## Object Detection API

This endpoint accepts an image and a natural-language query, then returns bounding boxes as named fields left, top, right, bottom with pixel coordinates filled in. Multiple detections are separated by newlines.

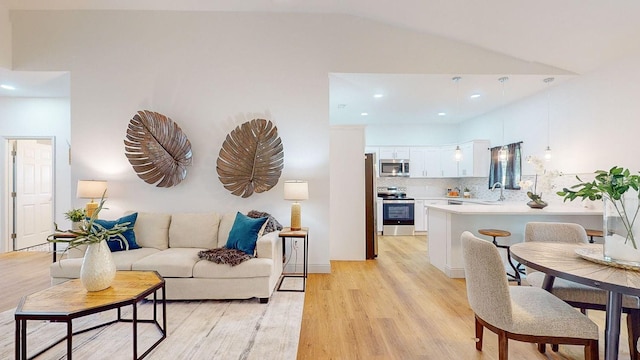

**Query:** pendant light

left=498, top=76, right=509, bottom=163
left=453, top=76, right=463, bottom=162
left=543, top=77, right=554, bottom=161
left=498, top=148, right=508, bottom=163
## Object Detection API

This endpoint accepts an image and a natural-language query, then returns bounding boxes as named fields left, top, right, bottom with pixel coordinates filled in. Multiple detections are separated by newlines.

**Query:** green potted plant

left=557, top=166, right=640, bottom=262
left=51, top=195, right=129, bottom=249
left=64, top=208, right=86, bottom=230
left=48, top=193, right=131, bottom=291
left=64, top=208, right=85, bottom=222
left=463, top=187, right=471, bottom=198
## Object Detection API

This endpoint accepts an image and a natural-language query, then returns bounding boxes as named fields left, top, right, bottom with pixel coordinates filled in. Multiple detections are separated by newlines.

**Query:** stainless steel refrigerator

left=365, top=153, right=378, bottom=259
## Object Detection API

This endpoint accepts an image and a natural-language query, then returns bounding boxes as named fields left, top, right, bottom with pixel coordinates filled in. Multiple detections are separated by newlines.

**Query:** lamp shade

left=77, top=180, right=108, bottom=199
left=284, top=180, right=308, bottom=201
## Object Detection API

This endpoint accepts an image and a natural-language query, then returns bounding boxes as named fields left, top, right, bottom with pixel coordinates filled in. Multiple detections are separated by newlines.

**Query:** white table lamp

left=284, top=180, right=308, bottom=231
left=77, top=180, right=107, bottom=218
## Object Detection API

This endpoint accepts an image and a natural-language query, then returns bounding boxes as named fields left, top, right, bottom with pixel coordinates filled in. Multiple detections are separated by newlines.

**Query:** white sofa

left=50, top=212, right=283, bottom=303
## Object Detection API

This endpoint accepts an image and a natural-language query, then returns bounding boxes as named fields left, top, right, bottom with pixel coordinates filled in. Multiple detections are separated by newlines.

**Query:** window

left=488, top=142, right=522, bottom=190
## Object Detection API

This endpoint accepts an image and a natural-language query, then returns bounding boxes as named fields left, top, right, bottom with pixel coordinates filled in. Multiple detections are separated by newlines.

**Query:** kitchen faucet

left=491, top=182, right=505, bottom=201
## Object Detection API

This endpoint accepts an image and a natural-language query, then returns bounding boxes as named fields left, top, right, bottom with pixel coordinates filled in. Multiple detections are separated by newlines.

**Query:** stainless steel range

left=378, top=187, right=415, bottom=236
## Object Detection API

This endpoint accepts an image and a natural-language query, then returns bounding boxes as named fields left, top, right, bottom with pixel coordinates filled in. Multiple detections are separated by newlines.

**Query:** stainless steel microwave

left=379, top=159, right=410, bottom=177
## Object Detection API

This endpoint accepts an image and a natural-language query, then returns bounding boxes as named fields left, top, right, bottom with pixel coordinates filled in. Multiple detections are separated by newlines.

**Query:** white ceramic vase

left=80, top=241, right=116, bottom=291
left=603, top=194, right=640, bottom=263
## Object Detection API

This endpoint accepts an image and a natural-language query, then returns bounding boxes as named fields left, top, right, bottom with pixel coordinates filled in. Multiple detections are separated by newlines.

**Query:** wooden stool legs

left=492, top=239, right=521, bottom=286
left=478, top=229, right=520, bottom=285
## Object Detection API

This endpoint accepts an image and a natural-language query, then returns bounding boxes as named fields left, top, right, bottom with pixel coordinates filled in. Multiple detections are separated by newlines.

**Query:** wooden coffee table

left=15, top=271, right=166, bottom=360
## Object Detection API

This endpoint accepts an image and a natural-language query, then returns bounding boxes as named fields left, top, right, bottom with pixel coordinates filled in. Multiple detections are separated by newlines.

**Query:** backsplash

left=377, top=173, right=600, bottom=209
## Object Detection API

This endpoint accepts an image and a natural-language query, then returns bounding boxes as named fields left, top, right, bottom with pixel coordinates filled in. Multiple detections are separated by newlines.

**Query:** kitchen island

left=426, top=202, right=602, bottom=278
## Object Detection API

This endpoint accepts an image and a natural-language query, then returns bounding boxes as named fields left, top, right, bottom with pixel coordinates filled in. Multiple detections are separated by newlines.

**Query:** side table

left=277, top=227, right=309, bottom=292
left=51, top=232, right=77, bottom=262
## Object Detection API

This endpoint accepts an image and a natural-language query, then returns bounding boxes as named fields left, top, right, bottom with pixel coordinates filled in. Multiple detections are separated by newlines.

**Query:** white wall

left=0, top=97, right=71, bottom=252
left=9, top=10, right=565, bottom=266
left=366, top=123, right=460, bottom=146
left=0, top=2, right=10, bottom=69
left=459, top=48, right=640, bottom=175
left=330, top=126, right=366, bottom=260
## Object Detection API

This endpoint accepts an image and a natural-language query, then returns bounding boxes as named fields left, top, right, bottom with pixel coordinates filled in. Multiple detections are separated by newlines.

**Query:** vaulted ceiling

left=3, top=0, right=640, bottom=124
left=6, top=0, right=640, bottom=74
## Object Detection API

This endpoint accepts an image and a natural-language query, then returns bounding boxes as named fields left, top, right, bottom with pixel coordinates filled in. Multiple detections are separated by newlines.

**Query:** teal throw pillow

left=226, top=212, right=268, bottom=255
left=93, top=212, right=139, bottom=252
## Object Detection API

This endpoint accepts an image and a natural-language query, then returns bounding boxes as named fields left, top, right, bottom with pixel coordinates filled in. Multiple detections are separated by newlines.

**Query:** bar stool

left=478, top=228, right=521, bottom=285
left=585, top=229, right=603, bottom=244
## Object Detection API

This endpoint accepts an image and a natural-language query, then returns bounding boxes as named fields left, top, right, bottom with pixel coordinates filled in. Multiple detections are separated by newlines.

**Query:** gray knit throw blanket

left=198, top=248, right=251, bottom=266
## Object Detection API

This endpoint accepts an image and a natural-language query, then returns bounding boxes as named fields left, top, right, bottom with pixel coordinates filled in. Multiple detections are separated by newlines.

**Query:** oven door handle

left=382, top=200, right=415, bottom=204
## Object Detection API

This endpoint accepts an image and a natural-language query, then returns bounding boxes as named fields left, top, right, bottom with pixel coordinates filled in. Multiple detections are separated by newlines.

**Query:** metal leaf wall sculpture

left=217, top=119, right=284, bottom=198
left=124, top=110, right=193, bottom=187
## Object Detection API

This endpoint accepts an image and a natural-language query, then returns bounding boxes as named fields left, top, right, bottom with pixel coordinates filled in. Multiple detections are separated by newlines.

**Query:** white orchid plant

left=519, top=156, right=560, bottom=205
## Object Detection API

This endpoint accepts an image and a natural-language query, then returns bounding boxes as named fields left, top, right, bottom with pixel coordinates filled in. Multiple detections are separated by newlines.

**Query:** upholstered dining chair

left=461, top=231, right=599, bottom=360
left=524, top=221, right=640, bottom=359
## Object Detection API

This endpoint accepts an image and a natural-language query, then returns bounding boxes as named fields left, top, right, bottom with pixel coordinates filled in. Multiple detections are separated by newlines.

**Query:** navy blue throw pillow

left=93, top=212, right=139, bottom=252
left=226, top=212, right=268, bottom=255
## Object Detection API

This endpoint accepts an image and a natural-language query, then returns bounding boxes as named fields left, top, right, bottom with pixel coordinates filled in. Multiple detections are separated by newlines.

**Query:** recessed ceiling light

left=1, top=84, right=16, bottom=90
left=438, top=112, right=446, bottom=116
left=470, top=93, right=481, bottom=99
left=373, top=94, right=384, bottom=98
left=361, top=112, right=368, bottom=116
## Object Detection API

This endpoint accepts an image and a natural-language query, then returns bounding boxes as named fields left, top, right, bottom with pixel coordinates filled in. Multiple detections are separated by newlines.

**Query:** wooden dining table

left=510, top=242, right=640, bottom=360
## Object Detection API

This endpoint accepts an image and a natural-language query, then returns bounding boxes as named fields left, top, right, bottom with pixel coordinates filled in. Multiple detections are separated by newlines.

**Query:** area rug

left=0, top=289, right=304, bottom=360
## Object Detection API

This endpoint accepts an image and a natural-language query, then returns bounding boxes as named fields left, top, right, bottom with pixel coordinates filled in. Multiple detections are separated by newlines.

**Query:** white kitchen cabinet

left=409, top=147, right=439, bottom=177
left=414, top=199, right=425, bottom=231
left=409, top=147, right=425, bottom=177
left=410, top=147, right=456, bottom=178
left=409, top=141, right=489, bottom=178
left=458, top=140, right=490, bottom=177
left=379, top=146, right=410, bottom=160
left=424, top=200, right=447, bottom=230
left=408, top=147, right=423, bottom=177
left=424, top=149, right=441, bottom=177
left=457, top=142, right=473, bottom=176
left=439, top=145, right=459, bottom=177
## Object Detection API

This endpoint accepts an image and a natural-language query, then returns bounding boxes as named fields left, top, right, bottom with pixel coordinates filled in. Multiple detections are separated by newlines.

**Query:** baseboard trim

left=445, top=265, right=465, bottom=278
left=284, top=263, right=331, bottom=274
left=310, top=264, right=331, bottom=273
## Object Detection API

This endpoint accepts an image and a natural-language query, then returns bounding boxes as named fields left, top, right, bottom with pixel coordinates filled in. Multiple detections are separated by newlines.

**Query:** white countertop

left=413, top=196, right=475, bottom=201
left=425, top=202, right=602, bottom=215
left=413, top=196, right=502, bottom=201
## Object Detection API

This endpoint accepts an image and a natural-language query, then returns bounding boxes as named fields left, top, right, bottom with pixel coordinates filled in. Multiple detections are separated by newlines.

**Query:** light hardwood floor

left=0, top=251, right=50, bottom=312
left=297, top=235, right=630, bottom=359
left=0, top=237, right=631, bottom=359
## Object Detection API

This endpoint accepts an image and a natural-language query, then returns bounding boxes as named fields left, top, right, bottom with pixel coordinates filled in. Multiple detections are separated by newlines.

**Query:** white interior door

left=13, top=139, right=53, bottom=250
